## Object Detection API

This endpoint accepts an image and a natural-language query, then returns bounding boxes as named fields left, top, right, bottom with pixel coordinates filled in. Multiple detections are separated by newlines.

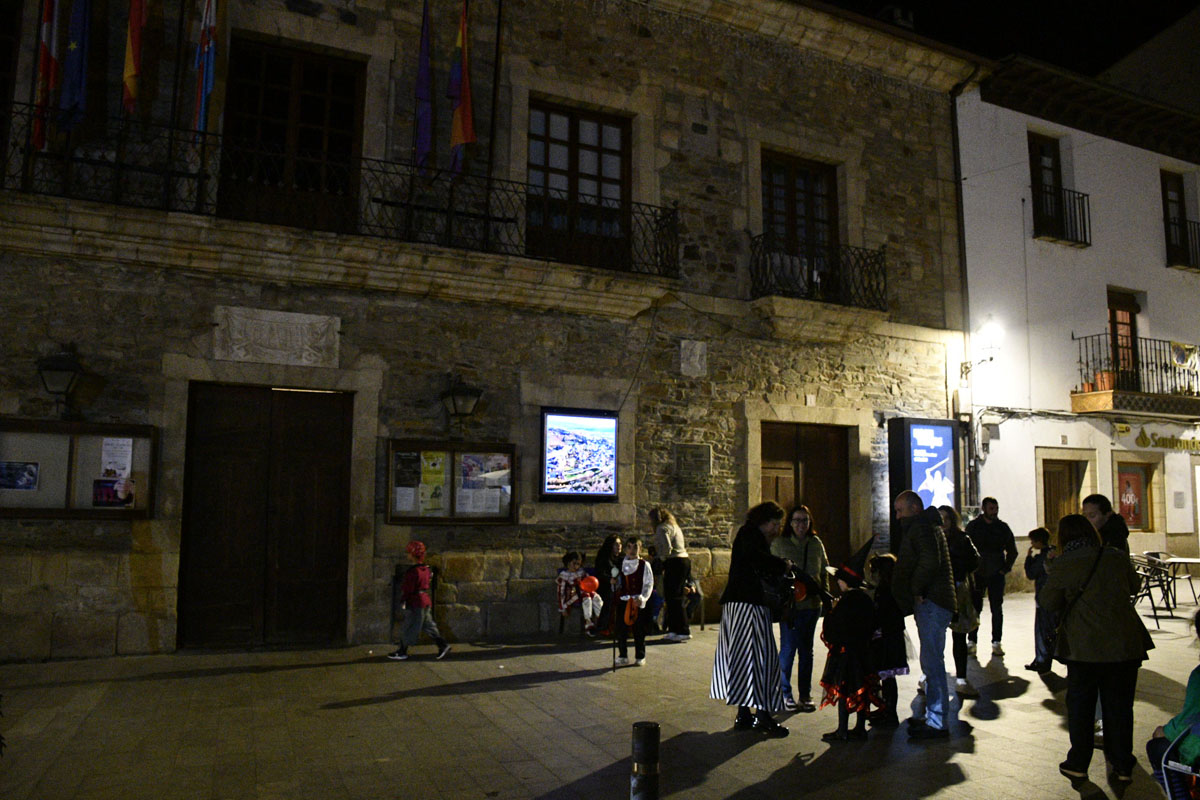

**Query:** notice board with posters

left=387, top=439, right=515, bottom=524
left=0, top=418, right=157, bottom=519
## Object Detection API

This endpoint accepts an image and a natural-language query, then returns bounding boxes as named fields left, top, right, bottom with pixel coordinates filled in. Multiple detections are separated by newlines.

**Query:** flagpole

left=22, top=0, right=48, bottom=189
left=163, top=0, right=189, bottom=210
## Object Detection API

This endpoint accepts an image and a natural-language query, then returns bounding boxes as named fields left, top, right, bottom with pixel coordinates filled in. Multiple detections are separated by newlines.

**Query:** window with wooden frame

left=219, top=37, right=365, bottom=234
left=760, top=152, right=840, bottom=298
left=526, top=101, right=631, bottom=270
left=1162, top=170, right=1198, bottom=268
left=1108, top=288, right=1141, bottom=392
left=1029, top=132, right=1064, bottom=238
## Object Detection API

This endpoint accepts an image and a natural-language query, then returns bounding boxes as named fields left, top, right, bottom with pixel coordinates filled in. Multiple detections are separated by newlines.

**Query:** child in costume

left=387, top=540, right=451, bottom=661
left=614, top=536, right=654, bottom=666
left=1023, top=527, right=1057, bottom=672
left=868, top=553, right=908, bottom=728
left=819, top=563, right=879, bottom=741
left=557, top=550, right=604, bottom=635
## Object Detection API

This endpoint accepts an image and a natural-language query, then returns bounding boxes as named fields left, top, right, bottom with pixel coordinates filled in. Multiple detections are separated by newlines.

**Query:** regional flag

left=33, top=0, right=62, bottom=149
left=58, top=0, right=91, bottom=131
left=414, top=0, right=433, bottom=173
left=193, top=0, right=217, bottom=134
left=122, top=0, right=147, bottom=114
left=447, top=0, right=475, bottom=174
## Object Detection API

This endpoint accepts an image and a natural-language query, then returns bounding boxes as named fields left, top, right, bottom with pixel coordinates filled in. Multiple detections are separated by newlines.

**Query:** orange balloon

left=580, top=575, right=599, bottom=593
left=793, top=583, right=808, bottom=602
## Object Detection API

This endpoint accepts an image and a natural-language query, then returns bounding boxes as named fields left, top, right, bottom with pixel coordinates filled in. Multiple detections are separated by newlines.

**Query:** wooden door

left=1043, top=459, right=1083, bottom=531
left=761, top=422, right=851, bottom=568
left=179, top=383, right=352, bottom=648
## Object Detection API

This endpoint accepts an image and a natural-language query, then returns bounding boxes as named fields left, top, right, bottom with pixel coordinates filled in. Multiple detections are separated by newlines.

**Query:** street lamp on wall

left=440, top=375, right=482, bottom=436
left=36, top=344, right=84, bottom=420
left=960, top=319, right=1005, bottom=385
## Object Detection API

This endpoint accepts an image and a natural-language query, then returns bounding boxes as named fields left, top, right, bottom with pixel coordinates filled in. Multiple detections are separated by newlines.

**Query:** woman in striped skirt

left=711, top=500, right=791, bottom=738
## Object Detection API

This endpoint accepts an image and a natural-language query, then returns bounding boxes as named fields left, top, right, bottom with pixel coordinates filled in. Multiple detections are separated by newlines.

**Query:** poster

left=1117, top=465, right=1147, bottom=529
left=419, top=451, right=446, bottom=513
left=0, top=461, right=39, bottom=491
left=93, top=478, right=135, bottom=507
left=910, top=423, right=956, bottom=509
left=101, top=438, right=133, bottom=478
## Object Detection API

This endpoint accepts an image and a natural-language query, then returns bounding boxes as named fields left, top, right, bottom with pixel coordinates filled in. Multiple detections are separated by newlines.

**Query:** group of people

left=705, top=490, right=1186, bottom=793
left=387, top=491, right=1200, bottom=797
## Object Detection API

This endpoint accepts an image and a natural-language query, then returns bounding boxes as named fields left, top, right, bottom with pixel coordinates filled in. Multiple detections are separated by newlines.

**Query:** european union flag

left=58, top=0, right=89, bottom=130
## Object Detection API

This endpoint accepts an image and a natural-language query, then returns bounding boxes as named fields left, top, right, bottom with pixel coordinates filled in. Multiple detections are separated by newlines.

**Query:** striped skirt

left=710, top=601, right=784, bottom=711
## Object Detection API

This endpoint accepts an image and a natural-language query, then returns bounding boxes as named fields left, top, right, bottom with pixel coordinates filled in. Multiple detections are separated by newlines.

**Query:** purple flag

left=414, top=0, right=433, bottom=174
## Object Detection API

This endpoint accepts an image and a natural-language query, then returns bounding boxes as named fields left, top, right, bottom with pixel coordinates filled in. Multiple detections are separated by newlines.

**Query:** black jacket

left=892, top=507, right=955, bottom=615
left=946, top=528, right=980, bottom=583
left=965, top=515, right=1018, bottom=581
left=720, top=523, right=788, bottom=606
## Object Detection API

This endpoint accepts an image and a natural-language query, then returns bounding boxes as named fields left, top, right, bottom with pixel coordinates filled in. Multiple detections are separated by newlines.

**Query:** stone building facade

left=0, top=0, right=973, bottom=659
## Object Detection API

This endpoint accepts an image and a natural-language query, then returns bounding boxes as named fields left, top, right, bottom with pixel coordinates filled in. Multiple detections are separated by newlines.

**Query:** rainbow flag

left=33, top=0, right=61, bottom=149
left=447, top=0, right=475, bottom=174
left=122, top=0, right=147, bottom=113
left=193, top=0, right=216, bottom=134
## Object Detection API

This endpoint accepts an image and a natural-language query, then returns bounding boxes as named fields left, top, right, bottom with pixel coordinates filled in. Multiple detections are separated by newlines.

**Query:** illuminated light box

left=887, top=417, right=961, bottom=512
left=540, top=407, right=618, bottom=502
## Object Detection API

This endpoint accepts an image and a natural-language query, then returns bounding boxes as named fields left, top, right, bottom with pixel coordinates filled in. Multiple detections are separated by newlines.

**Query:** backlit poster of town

left=542, top=413, right=617, bottom=496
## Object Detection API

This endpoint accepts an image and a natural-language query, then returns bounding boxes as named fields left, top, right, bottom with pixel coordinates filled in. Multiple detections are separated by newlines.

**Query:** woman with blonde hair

left=650, top=507, right=692, bottom=642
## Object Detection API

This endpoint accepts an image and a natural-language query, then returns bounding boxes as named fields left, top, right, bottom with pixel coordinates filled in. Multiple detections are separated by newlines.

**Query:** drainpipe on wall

left=950, top=62, right=983, bottom=507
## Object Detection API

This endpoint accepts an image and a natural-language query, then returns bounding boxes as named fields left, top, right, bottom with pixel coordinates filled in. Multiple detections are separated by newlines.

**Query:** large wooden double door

left=761, top=422, right=851, bottom=568
left=179, top=383, right=352, bottom=648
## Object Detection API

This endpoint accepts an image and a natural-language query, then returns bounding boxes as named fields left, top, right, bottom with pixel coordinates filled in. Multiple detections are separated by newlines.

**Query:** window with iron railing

left=1162, top=171, right=1200, bottom=270
left=1028, top=132, right=1090, bottom=246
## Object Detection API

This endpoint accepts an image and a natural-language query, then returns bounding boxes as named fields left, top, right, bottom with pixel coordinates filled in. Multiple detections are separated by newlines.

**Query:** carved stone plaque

left=681, top=339, right=707, bottom=377
left=674, top=443, right=712, bottom=496
left=213, top=306, right=340, bottom=368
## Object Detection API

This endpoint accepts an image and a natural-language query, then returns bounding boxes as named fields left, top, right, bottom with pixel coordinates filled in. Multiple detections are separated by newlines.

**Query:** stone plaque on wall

left=213, top=306, right=341, bottom=368
left=681, top=339, right=707, bottom=377
left=674, top=443, right=712, bottom=496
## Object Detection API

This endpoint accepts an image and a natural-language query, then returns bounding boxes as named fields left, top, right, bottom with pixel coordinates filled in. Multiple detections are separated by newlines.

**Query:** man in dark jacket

left=893, top=490, right=955, bottom=740
left=965, top=497, right=1018, bottom=656
left=1081, top=493, right=1131, bottom=553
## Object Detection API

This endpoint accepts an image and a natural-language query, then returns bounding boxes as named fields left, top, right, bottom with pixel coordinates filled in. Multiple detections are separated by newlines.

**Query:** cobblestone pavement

left=0, top=593, right=1195, bottom=799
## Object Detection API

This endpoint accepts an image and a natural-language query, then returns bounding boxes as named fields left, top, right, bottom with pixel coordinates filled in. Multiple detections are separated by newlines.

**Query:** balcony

left=749, top=233, right=887, bottom=312
left=0, top=103, right=679, bottom=278
left=1070, top=332, right=1200, bottom=420
left=1032, top=184, right=1091, bottom=246
left=1165, top=217, right=1200, bottom=272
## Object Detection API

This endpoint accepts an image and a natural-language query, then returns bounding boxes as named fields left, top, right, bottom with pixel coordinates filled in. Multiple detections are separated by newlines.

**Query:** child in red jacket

left=388, top=541, right=451, bottom=661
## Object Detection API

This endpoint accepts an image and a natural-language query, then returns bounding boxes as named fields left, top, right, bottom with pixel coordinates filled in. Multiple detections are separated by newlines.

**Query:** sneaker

left=1108, top=767, right=1133, bottom=784
left=436, top=644, right=452, bottom=660
left=797, top=699, right=817, bottom=713
left=674, top=633, right=691, bottom=641
left=955, top=678, right=979, bottom=698
left=967, top=641, right=977, bottom=655
left=992, top=641, right=1004, bottom=656
left=635, top=657, right=646, bottom=666
left=1059, top=761, right=1088, bottom=780
left=585, top=627, right=596, bottom=639
left=908, top=725, right=949, bottom=741
left=783, top=698, right=799, bottom=712
left=752, top=717, right=789, bottom=738
left=386, top=649, right=408, bottom=661
left=615, top=657, right=631, bottom=666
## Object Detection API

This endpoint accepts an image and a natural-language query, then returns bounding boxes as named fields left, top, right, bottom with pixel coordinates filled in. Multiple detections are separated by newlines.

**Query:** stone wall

left=0, top=0, right=969, bottom=659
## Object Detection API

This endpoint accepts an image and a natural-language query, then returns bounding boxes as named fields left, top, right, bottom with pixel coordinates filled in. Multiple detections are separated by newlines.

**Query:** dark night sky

left=820, top=0, right=1200, bottom=75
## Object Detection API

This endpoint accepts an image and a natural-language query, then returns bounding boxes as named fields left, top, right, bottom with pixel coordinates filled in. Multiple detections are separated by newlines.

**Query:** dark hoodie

left=892, top=506, right=955, bottom=616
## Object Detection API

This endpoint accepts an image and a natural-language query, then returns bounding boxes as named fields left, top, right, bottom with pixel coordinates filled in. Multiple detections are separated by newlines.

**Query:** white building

left=956, top=56, right=1200, bottom=555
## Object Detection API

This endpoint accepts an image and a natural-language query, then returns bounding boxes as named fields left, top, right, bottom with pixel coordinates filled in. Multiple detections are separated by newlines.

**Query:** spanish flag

left=122, top=0, right=146, bottom=113
left=447, top=0, right=475, bottom=174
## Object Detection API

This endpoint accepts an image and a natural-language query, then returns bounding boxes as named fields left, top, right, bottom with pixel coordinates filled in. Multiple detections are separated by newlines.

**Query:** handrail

left=1, top=102, right=680, bottom=277
left=1074, top=331, right=1200, bottom=396
left=1032, top=184, right=1090, bottom=246
left=749, top=232, right=887, bottom=311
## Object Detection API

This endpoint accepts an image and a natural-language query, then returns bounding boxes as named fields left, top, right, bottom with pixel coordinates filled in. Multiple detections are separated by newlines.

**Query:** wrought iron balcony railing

left=0, top=103, right=679, bottom=277
left=1074, top=332, right=1200, bottom=396
left=1165, top=217, right=1200, bottom=271
left=749, top=233, right=887, bottom=311
left=1032, top=184, right=1091, bottom=246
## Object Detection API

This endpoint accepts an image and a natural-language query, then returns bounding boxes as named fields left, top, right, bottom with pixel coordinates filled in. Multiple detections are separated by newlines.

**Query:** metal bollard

left=631, top=721, right=660, bottom=800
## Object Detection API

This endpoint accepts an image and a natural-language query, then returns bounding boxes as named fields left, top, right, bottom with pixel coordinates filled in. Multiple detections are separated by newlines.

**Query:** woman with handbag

left=940, top=506, right=981, bottom=698
left=710, top=500, right=791, bottom=738
left=1040, top=514, right=1153, bottom=784
left=771, top=504, right=829, bottom=713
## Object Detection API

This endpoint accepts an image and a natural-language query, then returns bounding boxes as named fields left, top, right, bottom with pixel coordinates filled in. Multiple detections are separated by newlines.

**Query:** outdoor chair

left=1147, top=551, right=1200, bottom=607
left=1159, top=715, right=1200, bottom=800
left=1132, top=553, right=1170, bottom=629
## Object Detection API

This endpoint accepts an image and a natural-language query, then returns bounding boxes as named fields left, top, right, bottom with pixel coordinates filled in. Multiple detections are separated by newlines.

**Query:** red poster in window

left=1117, top=467, right=1146, bottom=529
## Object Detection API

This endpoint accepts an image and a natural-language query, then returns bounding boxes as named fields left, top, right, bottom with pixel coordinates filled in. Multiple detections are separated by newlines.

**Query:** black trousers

left=968, top=572, right=1007, bottom=643
left=615, top=603, right=650, bottom=659
left=1065, top=659, right=1140, bottom=773
left=663, top=556, right=692, bottom=635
